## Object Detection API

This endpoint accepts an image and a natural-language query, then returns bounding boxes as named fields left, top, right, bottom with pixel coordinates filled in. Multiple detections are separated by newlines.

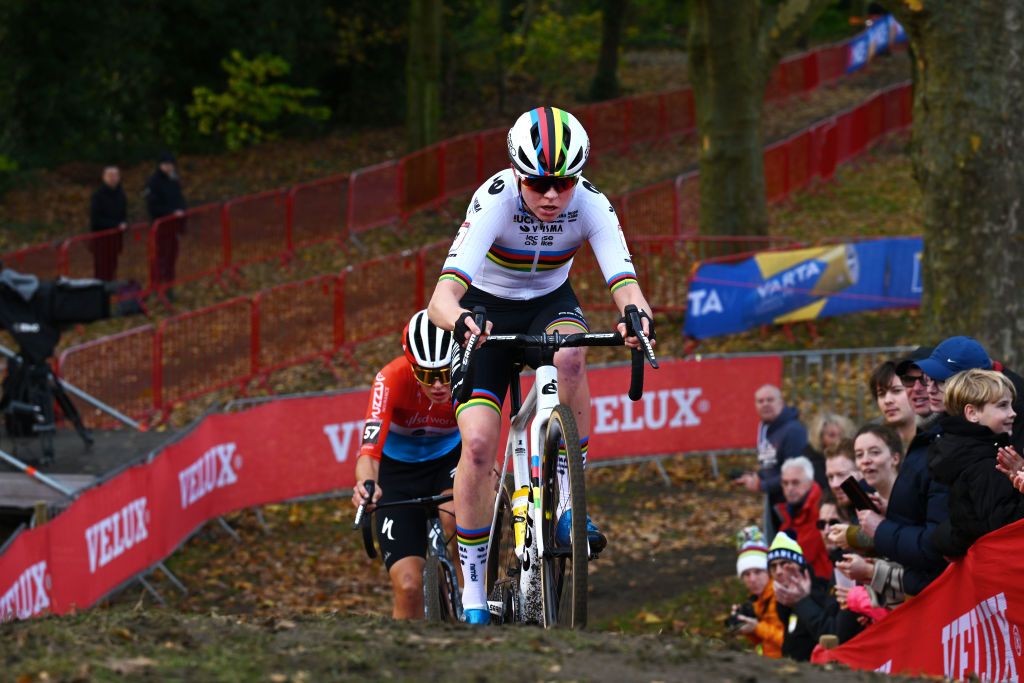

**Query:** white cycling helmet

left=507, top=106, right=590, bottom=177
left=403, top=309, right=454, bottom=371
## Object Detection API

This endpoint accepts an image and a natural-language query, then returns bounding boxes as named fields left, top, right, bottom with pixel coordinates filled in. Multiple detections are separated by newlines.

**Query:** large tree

left=590, top=0, right=629, bottom=101
left=406, top=0, right=444, bottom=150
left=880, top=1, right=1024, bottom=366
left=687, top=0, right=832, bottom=236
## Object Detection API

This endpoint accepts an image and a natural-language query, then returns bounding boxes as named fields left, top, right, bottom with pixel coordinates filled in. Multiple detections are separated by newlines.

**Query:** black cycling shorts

left=452, top=280, right=588, bottom=416
left=375, top=445, right=460, bottom=571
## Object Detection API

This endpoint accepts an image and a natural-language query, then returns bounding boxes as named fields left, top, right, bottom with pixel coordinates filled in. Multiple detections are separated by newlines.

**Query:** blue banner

left=683, top=237, right=923, bottom=340
left=847, top=15, right=905, bottom=74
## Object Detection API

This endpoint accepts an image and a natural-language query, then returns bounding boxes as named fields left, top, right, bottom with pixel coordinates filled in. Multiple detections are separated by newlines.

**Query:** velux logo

left=85, top=497, right=149, bottom=574
left=178, top=442, right=241, bottom=510
left=0, top=561, right=49, bottom=621
left=942, top=592, right=1019, bottom=683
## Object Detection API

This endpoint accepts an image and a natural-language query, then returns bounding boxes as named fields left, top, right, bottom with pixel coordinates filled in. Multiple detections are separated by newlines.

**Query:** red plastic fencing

left=400, top=143, right=445, bottom=218
left=621, top=179, right=678, bottom=238
left=287, top=174, right=350, bottom=248
left=583, top=99, right=631, bottom=156
left=347, top=161, right=401, bottom=235
left=477, top=128, right=509, bottom=182
left=663, top=88, right=697, bottom=136
left=53, top=83, right=914, bottom=425
left=4, top=243, right=63, bottom=280
left=253, top=275, right=338, bottom=374
left=225, top=189, right=289, bottom=268
left=441, top=133, right=481, bottom=197
left=56, top=326, right=157, bottom=427
left=628, top=93, right=667, bottom=143
left=151, top=205, right=227, bottom=291
left=339, top=250, right=420, bottom=347
left=157, top=297, right=253, bottom=409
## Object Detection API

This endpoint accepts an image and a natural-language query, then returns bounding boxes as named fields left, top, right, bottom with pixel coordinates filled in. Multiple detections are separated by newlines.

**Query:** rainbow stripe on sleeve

left=607, top=271, right=639, bottom=293
left=439, top=267, right=472, bottom=289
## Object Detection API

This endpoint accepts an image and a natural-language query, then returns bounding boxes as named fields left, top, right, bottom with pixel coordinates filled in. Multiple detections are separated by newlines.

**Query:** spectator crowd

left=728, top=335, right=1024, bottom=661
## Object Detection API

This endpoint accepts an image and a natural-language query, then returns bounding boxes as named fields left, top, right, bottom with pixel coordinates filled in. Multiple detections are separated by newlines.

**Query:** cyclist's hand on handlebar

left=352, top=479, right=382, bottom=509
left=617, top=310, right=656, bottom=350
left=454, top=309, right=493, bottom=348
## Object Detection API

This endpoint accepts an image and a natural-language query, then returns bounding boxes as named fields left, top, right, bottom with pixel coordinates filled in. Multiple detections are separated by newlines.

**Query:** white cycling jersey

left=438, top=168, right=638, bottom=300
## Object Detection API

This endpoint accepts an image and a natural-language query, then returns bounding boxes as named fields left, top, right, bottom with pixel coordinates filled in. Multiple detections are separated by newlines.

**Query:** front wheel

left=423, top=554, right=459, bottom=622
left=540, top=404, right=587, bottom=629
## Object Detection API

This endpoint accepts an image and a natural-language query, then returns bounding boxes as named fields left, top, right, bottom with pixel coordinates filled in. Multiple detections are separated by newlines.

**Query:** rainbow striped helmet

left=507, top=106, right=590, bottom=177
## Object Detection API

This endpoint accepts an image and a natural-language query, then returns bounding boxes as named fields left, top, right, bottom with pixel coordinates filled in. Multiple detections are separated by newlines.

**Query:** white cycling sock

left=457, top=524, right=490, bottom=611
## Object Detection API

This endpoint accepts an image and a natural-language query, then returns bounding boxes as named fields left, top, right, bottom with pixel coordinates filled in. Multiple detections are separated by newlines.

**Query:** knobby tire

left=540, top=404, right=587, bottom=629
left=423, top=554, right=458, bottom=622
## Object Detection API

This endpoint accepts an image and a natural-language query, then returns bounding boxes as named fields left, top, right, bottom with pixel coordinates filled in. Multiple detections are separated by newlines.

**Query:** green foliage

left=507, top=2, right=603, bottom=94
left=187, top=51, right=331, bottom=152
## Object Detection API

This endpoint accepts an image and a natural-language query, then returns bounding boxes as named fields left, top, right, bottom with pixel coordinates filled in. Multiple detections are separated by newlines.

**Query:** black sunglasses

left=900, top=374, right=933, bottom=389
left=520, top=175, right=579, bottom=194
left=816, top=518, right=842, bottom=530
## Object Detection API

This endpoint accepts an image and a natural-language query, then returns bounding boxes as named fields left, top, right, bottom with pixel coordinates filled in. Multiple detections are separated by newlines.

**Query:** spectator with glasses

left=427, top=106, right=655, bottom=624
left=895, top=346, right=935, bottom=421
left=350, top=310, right=461, bottom=619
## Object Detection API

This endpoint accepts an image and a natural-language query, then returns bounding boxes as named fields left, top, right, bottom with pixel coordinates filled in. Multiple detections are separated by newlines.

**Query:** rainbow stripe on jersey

left=486, top=244, right=579, bottom=272
left=607, top=271, right=639, bottom=293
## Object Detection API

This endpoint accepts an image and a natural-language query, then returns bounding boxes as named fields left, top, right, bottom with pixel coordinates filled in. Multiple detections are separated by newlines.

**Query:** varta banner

left=683, top=237, right=923, bottom=340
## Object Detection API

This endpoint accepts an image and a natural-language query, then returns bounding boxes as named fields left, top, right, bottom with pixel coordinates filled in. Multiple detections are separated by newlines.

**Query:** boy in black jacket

left=929, top=369, right=1021, bottom=558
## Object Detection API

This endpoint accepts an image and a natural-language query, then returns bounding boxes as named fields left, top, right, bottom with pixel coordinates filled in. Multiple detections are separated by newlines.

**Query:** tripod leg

left=50, top=374, right=94, bottom=448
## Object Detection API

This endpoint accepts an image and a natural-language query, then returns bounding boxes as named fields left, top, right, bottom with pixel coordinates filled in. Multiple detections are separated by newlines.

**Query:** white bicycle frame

left=488, top=362, right=566, bottom=623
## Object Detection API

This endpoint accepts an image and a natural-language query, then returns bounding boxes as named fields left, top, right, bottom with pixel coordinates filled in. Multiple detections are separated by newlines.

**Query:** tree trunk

left=590, top=0, right=629, bottom=101
left=883, top=1, right=1024, bottom=366
left=688, top=0, right=832, bottom=237
left=688, top=1, right=769, bottom=236
left=406, top=0, right=443, bottom=151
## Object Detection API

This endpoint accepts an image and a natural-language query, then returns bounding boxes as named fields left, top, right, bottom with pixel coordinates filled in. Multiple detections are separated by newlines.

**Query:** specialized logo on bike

left=541, top=380, right=558, bottom=395
left=178, top=442, right=241, bottom=510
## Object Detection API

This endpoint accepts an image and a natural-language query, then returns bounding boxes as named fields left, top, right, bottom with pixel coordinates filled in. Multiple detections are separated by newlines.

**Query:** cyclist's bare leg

left=553, top=343, right=591, bottom=439
left=454, top=405, right=501, bottom=612
left=438, top=489, right=462, bottom=584
left=389, top=555, right=426, bottom=619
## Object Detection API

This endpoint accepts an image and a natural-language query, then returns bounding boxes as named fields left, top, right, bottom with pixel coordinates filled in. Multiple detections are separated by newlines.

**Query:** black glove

left=619, top=309, right=656, bottom=341
left=454, top=310, right=475, bottom=345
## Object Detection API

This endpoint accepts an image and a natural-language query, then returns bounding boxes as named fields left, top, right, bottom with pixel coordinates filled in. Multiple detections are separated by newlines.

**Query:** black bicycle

left=353, top=481, right=462, bottom=622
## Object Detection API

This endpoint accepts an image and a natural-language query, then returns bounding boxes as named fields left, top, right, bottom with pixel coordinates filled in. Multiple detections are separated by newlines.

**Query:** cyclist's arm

left=352, top=454, right=381, bottom=508
left=612, top=285, right=655, bottom=349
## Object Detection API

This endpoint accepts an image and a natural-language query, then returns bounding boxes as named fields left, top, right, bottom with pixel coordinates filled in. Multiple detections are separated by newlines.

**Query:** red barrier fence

left=1, top=36, right=895, bottom=293
left=0, top=356, right=782, bottom=622
left=56, top=82, right=912, bottom=425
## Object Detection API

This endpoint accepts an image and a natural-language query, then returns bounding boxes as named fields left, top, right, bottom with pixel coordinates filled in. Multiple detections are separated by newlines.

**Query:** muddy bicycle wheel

left=424, top=554, right=459, bottom=622
left=487, top=480, right=523, bottom=623
left=540, top=404, right=587, bottom=629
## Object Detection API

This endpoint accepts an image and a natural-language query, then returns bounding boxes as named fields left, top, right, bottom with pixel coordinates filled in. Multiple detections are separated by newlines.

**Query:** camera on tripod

left=0, top=267, right=115, bottom=465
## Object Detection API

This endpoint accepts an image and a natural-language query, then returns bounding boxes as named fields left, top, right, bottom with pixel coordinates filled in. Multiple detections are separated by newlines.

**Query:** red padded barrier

left=400, top=143, right=444, bottom=217
left=622, top=180, right=677, bottom=238
left=340, top=251, right=419, bottom=346
left=151, top=205, right=226, bottom=290
left=812, top=121, right=839, bottom=182
left=442, top=133, right=481, bottom=197
left=863, top=94, right=885, bottom=147
left=57, top=326, right=157, bottom=425
left=253, top=275, right=337, bottom=374
left=347, top=161, right=400, bottom=235
left=817, top=43, right=849, bottom=85
left=225, top=189, right=289, bottom=268
left=158, top=297, right=253, bottom=407
left=288, top=174, right=349, bottom=248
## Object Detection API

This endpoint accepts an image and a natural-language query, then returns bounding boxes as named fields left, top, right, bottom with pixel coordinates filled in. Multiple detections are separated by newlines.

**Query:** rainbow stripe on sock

left=456, top=524, right=491, bottom=546
left=558, top=436, right=589, bottom=466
